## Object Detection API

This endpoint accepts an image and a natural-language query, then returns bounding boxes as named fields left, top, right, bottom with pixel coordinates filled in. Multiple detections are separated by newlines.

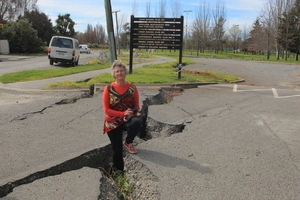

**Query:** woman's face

left=114, top=66, right=126, bottom=80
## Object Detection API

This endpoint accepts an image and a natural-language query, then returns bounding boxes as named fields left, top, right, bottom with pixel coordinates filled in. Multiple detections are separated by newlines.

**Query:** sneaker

left=123, top=142, right=137, bottom=154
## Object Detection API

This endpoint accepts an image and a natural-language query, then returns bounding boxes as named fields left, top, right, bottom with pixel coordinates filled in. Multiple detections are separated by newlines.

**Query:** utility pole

left=233, top=24, right=239, bottom=54
left=112, top=10, right=121, bottom=55
left=183, top=10, right=192, bottom=51
left=104, top=0, right=117, bottom=64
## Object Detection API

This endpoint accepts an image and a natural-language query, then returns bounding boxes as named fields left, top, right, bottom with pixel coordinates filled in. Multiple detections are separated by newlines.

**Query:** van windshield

left=51, top=38, right=73, bottom=48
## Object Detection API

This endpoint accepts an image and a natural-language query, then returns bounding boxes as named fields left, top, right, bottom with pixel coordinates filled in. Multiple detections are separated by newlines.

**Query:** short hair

left=111, top=60, right=129, bottom=77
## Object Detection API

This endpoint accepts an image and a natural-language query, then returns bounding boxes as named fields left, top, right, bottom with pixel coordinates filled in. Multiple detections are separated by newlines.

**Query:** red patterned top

left=102, top=82, right=140, bottom=134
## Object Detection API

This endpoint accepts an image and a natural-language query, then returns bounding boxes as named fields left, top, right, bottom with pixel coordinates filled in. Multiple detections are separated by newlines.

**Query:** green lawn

left=0, top=63, right=109, bottom=84
left=181, top=50, right=300, bottom=64
left=46, top=58, right=241, bottom=88
left=2, top=49, right=298, bottom=88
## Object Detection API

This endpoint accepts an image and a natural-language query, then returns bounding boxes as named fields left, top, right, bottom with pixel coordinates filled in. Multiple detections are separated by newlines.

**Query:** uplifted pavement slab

left=2, top=167, right=101, bottom=200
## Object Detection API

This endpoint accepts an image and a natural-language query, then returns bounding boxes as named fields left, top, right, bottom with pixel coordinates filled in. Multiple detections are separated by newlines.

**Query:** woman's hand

left=123, top=108, right=134, bottom=121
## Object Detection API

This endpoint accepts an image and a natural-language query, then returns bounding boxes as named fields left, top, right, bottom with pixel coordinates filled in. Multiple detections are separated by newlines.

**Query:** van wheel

left=50, top=59, right=53, bottom=65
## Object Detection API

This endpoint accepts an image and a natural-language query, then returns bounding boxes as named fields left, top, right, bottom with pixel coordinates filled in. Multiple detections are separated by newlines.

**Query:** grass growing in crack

left=113, top=172, right=133, bottom=200
left=101, top=167, right=134, bottom=200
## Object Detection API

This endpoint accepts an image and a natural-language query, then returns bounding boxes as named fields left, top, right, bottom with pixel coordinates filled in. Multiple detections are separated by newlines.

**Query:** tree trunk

left=285, top=45, right=288, bottom=61
left=197, top=40, right=200, bottom=57
left=275, top=43, right=280, bottom=60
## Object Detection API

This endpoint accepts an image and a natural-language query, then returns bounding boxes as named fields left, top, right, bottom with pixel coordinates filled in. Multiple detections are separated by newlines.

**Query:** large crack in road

left=0, top=86, right=186, bottom=199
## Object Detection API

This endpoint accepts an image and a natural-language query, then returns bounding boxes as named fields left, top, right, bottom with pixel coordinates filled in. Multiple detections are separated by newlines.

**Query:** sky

left=37, top=0, right=266, bottom=33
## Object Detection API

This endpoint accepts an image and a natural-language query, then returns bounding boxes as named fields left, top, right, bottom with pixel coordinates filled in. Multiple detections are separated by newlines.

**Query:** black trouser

left=107, top=117, right=141, bottom=171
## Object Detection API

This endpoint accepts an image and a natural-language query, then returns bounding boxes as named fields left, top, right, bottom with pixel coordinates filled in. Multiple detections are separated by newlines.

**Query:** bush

left=1, top=19, right=44, bottom=53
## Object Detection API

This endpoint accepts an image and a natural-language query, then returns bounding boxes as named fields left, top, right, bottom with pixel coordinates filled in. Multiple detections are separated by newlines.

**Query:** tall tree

left=247, top=19, right=266, bottom=54
left=240, top=25, right=251, bottom=53
left=85, top=24, right=97, bottom=43
left=171, top=0, right=181, bottom=18
left=0, top=0, right=38, bottom=22
left=132, top=0, right=138, bottom=16
left=192, top=1, right=211, bottom=54
left=278, top=0, right=300, bottom=60
left=95, top=23, right=106, bottom=44
left=76, top=23, right=106, bottom=44
left=55, top=14, right=76, bottom=37
left=262, top=0, right=295, bottom=60
left=22, top=9, right=54, bottom=45
left=119, top=22, right=130, bottom=49
left=158, top=0, right=166, bottom=18
left=23, top=0, right=37, bottom=14
left=278, top=11, right=294, bottom=60
left=146, top=0, right=151, bottom=18
left=228, top=25, right=241, bottom=53
left=211, top=1, right=226, bottom=53
left=290, top=0, right=300, bottom=60
left=1, top=18, right=43, bottom=53
left=260, top=4, right=275, bottom=60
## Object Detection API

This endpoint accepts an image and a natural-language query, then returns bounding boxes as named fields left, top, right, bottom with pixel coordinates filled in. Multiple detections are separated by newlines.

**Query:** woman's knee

left=133, top=116, right=142, bottom=124
left=130, top=117, right=141, bottom=128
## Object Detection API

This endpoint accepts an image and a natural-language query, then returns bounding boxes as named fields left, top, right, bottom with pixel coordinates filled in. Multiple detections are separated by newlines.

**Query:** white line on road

left=233, top=84, right=272, bottom=92
left=233, top=85, right=300, bottom=99
left=272, top=88, right=279, bottom=98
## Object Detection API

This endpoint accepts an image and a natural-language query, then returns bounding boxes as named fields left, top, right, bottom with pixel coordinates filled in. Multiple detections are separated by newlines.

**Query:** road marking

left=272, top=88, right=300, bottom=98
left=233, top=84, right=272, bottom=92
left=233, top=84, right=237, bottom=92
left=233, top=84, right=300, bottom=99
left=272, top=88, right=279, bottom=98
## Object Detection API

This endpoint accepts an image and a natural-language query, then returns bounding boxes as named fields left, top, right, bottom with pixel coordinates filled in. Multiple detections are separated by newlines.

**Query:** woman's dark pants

left=107, top=117, right=141, bottom=171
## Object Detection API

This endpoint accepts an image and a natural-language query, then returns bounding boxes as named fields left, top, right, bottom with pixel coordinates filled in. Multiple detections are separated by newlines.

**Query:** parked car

left=79, top=44, right=91, bottom=54
left=47, top=36, right=80, bottom=66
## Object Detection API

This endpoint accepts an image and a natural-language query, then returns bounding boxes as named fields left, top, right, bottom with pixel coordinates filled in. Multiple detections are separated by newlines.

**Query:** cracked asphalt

left=0, top=56, right=300, bottom=199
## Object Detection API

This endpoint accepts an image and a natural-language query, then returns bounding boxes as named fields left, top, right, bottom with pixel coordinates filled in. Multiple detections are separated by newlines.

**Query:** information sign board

left=129, top=16, right=184, bottom=79
left=130, top=16, right=184, bottom=50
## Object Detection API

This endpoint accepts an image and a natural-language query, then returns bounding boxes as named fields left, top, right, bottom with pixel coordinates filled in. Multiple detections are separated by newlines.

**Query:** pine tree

left=247, top=19, right=266, bottom=54
left=278, top=0, right=300, bottom=61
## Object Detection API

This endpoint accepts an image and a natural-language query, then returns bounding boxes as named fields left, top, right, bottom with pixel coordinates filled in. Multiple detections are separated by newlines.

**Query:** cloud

left=37, top=0, right=106, bottom=32
left=225, top=0, right=264, bottom=11
left=36, top=0, right=265, bottom=32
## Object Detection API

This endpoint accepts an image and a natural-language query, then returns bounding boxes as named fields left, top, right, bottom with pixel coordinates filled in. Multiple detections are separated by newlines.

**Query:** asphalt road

left=186, top=58, right=300, bottom=89
left=0, top=56, right=299, bottom=199
left=140, top=83, right=300, bottom=199
left=0, top=51, right=98, bottom=76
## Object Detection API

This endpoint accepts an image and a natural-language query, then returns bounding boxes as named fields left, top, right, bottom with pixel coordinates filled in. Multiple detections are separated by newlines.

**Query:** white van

left=48, top=36, right=80, bottom=66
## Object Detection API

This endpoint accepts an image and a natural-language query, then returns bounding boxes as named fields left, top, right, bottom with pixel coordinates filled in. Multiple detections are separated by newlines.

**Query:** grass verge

left=180, top=50, right=300, bottom=64
left=0, top=52, right=241, bottom=88
left=46, top=58, right=241, bottom=88
left=0, top=52, right=154, bottom=84
left=0, top=63, right=110, bottom=84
